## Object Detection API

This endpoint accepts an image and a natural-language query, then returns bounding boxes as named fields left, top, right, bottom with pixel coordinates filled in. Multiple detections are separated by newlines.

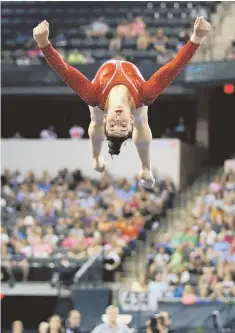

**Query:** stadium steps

left=116, top=241, right=147, bottom=287
left=154, top=166, right=224, bottom=242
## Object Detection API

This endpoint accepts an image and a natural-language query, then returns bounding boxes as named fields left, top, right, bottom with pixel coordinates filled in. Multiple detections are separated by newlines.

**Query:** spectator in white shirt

left=200, top=223, right=217, bottom=246
left=91, top=305, right=132, bottom=333
left=40, top=126, right=57, bottom=139
left=69, top=124, right=85, bottom=139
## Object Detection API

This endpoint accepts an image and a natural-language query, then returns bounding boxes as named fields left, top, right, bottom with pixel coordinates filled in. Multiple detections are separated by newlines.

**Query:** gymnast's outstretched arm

left=142, top=17, right=211, bottom=104
left=132, top=108, right=155, bottom=188
left=33, top=20, right=97, bottom=106
left=88, top=106, right=107, bottom=173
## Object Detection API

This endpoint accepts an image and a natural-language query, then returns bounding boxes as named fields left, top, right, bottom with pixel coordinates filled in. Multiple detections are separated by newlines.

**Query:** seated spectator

left=200, top=223, right=217, bottom=246
left=87, top=17, right=109, bottom=37
left=156, top=47, right=172, bottom=65
left=182, top=284, right=197, bottom=305
left=168, top=246, right=184, bottom=274
left=148, top=273, right=169, bottom=297
left=40, top=126, right=57, bottom=140
left=152, top=29, right=168, bottom=52
left=177, top=29, right=190, bottom=50
left=54, top=31, right=68, bottom=47
left=116, top=20, right=132, bottom=39
left=136, top=32, right=150, bottom=51
left=191, top=5, right=208, bottom=20
left=69, top=124, right=85, bottom=139
left=109, top=37, right=122, bottom=52
left=67, top=50, right=87, bottom=65
left=15, top=55, right=32, bottom=66
left=130, top=17, right=146, bottom=38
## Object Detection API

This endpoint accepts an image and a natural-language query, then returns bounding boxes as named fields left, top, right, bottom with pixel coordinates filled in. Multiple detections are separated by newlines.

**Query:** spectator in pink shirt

left=182, top=284, right=197, bottom=305
left=209, top=177, right=222, bottom=193
left=131, top=17, right=146, bottom=37
left=33, top=242, right=53, bottom=257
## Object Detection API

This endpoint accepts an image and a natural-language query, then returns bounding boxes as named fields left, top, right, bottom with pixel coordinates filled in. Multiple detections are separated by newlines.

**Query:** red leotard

left=41, top=40, right=199, bottom=110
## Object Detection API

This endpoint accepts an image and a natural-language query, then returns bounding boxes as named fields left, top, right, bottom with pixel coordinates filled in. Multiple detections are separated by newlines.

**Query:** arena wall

left=1, top=139, right=206, bottom=189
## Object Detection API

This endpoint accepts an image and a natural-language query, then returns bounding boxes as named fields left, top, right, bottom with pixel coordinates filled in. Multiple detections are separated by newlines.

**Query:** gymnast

left=33, top=17, right=210, bottom=188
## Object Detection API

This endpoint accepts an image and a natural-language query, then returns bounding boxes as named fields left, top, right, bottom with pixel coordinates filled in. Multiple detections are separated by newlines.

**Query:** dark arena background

left=1, top=1, right=235, bottom=333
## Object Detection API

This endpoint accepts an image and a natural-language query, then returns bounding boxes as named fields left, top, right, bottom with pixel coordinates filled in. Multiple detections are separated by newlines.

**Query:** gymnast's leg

left=88, top=106, right=107, bottom=173
left=132, top=121, right=155, bottom=188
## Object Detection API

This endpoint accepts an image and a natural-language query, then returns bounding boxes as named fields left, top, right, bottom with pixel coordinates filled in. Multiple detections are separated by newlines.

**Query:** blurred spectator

left=87, top=17, right=109, bottom=37
left=173, top=117, right=190, bottom=142
left=182, top=284, right=197, bottom=305
left=67, top=50, right=87, bottom=65
left=161, top=128, right=173, bottom=138
left=116, top=20, right=132, bottom=39
left=2, top=241, right=30, bottom=288
left=91, top=305, right=132, bottom=333
left=65, top=310, right=81, bottom=333
left=109, top=37, right=122, bottom=52
left=40, top=126, right=57, bottom=139
left=152, top=29, right=168, bottom=53
left=191, top=5, right=208, bottom=20
left=177, top=29, right=190, bottom=49
left=11, top=132, right=23, bottom=139
left=130, top=17, right=146, bottom=38
left=38, top=322, right=49, bottom=333
left=69, top=124, right=85, bottom=139
left=48, top=315, right=64, bottom=333
left=148, top=273, right=169, bottom=297
left=12, top=320, right=24, bottom=333
left=54, top=32, right=68, bottom=47
left=15, top=54, right=32, bottom=66
left=156, top=47, right=172, bottom=65
left=136, top=32, right=150, bottom=51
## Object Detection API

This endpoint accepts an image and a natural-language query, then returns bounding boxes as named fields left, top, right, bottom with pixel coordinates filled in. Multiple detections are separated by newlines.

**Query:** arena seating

left=1, top=168, right=174, bottom=285
left=146, top=167, right=235, bottom=301
left=1, top=1, right=218, bottom=64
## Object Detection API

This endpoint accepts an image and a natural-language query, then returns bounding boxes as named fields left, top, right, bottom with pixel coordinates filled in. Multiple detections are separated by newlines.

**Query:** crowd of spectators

left=9, top=125, right=85, bottom=140
left=131, top=169, right=235, bottom=303
left=11, top=309, right=81, bottom=333
left=1, top=168, right=175, bottom=287
left=1, top=2, right=215, bottom=66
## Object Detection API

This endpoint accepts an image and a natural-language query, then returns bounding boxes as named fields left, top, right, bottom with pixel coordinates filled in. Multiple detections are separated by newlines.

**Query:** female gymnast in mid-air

left=33, top=17, right=210, bottom=188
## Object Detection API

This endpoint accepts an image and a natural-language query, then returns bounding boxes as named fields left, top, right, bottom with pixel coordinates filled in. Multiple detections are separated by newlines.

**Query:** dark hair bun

left=108, top=139, right=122, bottom=156
left=104, top=125, right=133, bottom=158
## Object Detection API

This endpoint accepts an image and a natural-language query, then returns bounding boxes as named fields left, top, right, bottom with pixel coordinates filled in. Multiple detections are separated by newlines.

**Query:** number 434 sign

left=119, top=291, right=158, bottom=312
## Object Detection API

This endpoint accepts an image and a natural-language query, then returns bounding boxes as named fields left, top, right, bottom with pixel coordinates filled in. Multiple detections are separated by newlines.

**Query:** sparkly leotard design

left=41, top=40, right=199, bottom=110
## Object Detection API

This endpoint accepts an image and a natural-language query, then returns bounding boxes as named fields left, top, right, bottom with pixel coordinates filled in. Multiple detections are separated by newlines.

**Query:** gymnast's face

left=103, top=109, right=134, bottom=137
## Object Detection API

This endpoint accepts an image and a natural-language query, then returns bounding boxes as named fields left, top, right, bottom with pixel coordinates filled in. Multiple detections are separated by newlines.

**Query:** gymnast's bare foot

left=139, top=169, right=155, bottom=189
left=93, top=156, right=107, bottom=173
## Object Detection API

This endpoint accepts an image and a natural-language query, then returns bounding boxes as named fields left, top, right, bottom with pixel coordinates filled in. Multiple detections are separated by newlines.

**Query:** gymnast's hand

left=139, top=169, right=155, bottom=189
left=33, top=20, right=50, bottom=48
left=193, top=16, right=211, bottom=38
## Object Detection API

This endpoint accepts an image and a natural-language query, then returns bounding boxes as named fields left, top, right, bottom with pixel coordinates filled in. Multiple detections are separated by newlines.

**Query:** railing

left=73, top=249, right=103, bottom=285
